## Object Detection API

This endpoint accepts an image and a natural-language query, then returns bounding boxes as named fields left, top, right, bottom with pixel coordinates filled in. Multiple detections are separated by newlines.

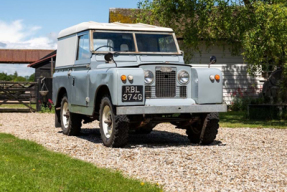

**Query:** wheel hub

left=62, top=102, right=70, bottom=129
left=102, top=105, right=113, bottom=139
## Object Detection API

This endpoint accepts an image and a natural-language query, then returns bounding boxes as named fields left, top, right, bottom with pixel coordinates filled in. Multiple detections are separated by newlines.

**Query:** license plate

left=122, top=86, right=143, bottom=102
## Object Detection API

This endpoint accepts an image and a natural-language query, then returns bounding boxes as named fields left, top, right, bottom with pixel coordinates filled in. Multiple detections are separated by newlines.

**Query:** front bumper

left=116, top=104, right=227, bottom=115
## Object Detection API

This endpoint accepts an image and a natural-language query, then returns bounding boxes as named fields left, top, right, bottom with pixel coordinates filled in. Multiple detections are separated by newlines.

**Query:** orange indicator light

left=121, top=75, right=127, bottom=81
left=215, top=74, right=220, bottom=81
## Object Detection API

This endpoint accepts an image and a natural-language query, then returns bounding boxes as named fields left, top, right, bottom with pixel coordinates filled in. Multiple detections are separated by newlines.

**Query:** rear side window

left=77, top=34, right=90, bottom=60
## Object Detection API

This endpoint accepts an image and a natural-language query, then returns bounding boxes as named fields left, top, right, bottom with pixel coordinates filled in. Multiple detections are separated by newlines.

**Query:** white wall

left=180, top=41, right=265, bottom=104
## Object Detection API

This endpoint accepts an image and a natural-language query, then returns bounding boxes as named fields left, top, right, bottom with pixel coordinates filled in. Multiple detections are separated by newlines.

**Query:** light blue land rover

left=53, top=21, right=227, bottom=147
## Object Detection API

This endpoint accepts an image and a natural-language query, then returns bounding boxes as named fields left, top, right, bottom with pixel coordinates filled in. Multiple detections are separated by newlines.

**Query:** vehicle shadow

left=57, top=128, right=102, bottom=144
left=127, top=130, right=225, bottom=148
left=58, top=128, right=225, bottom=148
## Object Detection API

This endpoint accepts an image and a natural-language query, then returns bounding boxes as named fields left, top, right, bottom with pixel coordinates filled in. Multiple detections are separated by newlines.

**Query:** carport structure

left=0, top=49, right=55, bottom=112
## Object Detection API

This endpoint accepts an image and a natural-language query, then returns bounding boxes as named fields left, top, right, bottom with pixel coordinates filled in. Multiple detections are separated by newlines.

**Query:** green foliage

left=0, top=72, right=12, bottom=81
left=229, top=96, right=264, bottom=111
left=0, top=72, right=35, bottom=82
left=219, top=111, right=287, bottom=128
left=137, top=0, right=287, bottom=73
left=0, top=133, right=161, bottom=192
left=28, top=73, right=35, bottom=82
left=243, top=2, right=287, bottom=72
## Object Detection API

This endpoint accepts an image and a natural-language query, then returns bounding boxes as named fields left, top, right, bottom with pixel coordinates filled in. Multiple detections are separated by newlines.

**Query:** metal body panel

left=95, top=55, right=137, bottom=62
left=87, top=69, right=118, bottom=114
left=56, top=34, right=78, bottom=67
left=53, top=70, right=73, bottom=103
left=58, top=22, right=174, bottom=38
left=140, top=55, right=180, bottom=62
left=117, top=104, right=227, bottom=115
left=191, top=68, right=223, bottom=104
left=70, top=70, right=89, bottom=106
left=115, top=68, right=145, bottom=106
left=145, top=99, right=195, bottom=106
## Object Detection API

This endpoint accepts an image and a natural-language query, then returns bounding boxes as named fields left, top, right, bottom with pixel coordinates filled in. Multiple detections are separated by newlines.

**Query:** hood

left=93, top=54, right=185, bottom=68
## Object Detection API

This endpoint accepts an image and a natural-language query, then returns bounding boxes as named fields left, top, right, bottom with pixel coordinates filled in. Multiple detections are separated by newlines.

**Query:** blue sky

left=0, top=0, right=138, bottom=75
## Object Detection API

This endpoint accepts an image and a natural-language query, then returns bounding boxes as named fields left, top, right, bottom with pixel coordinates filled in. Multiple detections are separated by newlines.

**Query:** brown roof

left=109, top=8, right=138, bottom=23
left=28, top=50, right=57, bottom=68
left=0, top=49, right=55, bottom=63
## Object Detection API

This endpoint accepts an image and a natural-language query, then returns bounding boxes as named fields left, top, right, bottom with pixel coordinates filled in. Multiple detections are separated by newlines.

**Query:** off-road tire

left=60, top=96, right=82, bottom=136
left=135, top=122, right=157, bottom=134
left=55, top=109, right=61, bottom=128
left=186, top=113, right=219, bottom=145
left=99, top=96, right=129, bottom=147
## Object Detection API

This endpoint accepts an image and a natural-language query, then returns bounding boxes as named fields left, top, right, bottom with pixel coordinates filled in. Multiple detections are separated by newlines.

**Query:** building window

left=77, top=34, right=90, bottom=60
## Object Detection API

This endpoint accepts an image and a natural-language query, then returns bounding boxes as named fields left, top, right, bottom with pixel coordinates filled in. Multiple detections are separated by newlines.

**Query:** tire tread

left=186, top=113, right=219, bottom=145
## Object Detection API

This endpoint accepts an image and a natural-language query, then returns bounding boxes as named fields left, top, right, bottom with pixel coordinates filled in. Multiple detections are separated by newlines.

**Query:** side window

left=77, top=34, right=90, bottom=60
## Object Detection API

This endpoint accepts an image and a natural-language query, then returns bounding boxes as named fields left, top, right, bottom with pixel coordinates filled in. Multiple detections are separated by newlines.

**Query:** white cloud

left=0, top=20, right=57, bottom=49
left=0, top=64, right=35, bottom=76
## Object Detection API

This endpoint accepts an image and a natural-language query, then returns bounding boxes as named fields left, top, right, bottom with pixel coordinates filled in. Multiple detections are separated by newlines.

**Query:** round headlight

left=144, top=70, right=154, bottom=84
left=178, top=70, right=189, bottom=84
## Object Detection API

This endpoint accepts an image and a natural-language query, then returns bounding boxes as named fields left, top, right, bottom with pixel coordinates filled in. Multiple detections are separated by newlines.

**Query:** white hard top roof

left=58, top=21, right=174, bottom=38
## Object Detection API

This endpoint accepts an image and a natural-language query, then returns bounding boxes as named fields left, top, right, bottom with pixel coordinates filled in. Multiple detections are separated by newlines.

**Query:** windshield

left=92, top=32, right=178, bottom=53
left=136, top=34, right=177, bottom=53
left=93, top=32, right=135, bottom=52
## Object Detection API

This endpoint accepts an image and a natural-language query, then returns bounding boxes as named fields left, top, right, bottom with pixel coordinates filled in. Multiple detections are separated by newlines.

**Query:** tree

left=137, top=0, right=287, bottom=71
left=28, top=73, right=35, bottom=82
left=13, top=71, right=18, bottom=79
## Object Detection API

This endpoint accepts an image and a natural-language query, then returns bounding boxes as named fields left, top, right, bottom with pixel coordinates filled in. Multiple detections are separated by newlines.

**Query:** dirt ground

left=0, top=113, right=286, bottom=192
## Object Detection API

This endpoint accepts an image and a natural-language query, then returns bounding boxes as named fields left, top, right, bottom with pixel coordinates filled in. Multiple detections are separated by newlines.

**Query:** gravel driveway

left=0, top=113, right=286, bottom=192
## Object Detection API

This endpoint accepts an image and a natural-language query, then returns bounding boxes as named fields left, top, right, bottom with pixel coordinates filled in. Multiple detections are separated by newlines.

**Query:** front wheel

left=186, top=113, right=219, bottom=145
left=60, top=96, right=82, bottom=136
left=99, top=96, right=129, bottom=147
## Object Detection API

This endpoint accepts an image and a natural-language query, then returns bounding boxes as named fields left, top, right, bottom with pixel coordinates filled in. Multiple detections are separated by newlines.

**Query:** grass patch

left=220, top=111, right=287, bottom=129
left=0, top=104, right=36, bottom=109
left=0, top=133, right=161, bottom=192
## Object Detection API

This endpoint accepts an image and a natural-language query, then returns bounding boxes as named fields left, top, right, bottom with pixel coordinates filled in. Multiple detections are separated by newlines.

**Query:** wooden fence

left=0, top=81, right=38, bottom=112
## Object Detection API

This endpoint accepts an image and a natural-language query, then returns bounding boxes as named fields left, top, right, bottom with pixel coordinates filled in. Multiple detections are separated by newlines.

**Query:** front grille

left=145, top=86, right=152, bottom=98
left=145, top=86, right=187, bottom=99
left=155, top=70, right=176, bottom=97
left=179, top=86, right=187, bottom=98
left=145, top=67, right=187, bottom=99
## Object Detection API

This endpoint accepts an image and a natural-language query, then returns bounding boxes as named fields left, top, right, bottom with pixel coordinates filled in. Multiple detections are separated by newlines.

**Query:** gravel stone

left=0, top=113, right=286, bottom=192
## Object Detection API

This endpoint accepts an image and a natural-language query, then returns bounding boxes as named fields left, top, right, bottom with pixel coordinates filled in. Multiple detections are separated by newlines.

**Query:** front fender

left=88, top=68, right=145, bottom=107
left=190, top=68, right=223, bottom=104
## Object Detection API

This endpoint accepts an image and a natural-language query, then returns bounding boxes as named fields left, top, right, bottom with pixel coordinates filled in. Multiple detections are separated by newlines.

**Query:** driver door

left=70, top=31, right=91, bottom=106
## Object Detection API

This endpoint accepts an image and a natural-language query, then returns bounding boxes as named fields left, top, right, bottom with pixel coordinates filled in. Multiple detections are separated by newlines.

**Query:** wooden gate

left=0, top=81, right=38, bottom=112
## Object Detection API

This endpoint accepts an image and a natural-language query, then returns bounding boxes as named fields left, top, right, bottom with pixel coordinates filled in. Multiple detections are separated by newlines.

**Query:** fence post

left=36, top=78, right=41, bottom=112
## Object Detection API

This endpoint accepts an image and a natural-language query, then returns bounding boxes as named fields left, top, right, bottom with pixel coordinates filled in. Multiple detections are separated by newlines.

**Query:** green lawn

left=0, top=104, right=36, bottom=109
left=219, top=111, right=287, bottom=129
left=0, top=133, right=161, bottom=192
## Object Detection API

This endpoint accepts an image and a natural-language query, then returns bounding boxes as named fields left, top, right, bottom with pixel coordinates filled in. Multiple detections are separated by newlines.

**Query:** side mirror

left=210, top=55, right=217, bottom=64
left=104, top=53, right=114, bottom=63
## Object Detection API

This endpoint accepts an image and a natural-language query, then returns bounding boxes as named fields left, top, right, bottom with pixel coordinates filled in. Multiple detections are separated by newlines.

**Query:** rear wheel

left=99, top=96, right=129, bottom=147
left=186, top=113, right=219, bottom=145
left=60, top=96, right=82, bottom=136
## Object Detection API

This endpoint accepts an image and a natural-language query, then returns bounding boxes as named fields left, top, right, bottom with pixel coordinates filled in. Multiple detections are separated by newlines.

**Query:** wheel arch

left=93, top=85, right=112, bottom=115
left=55, top=87, right=67, bottom=107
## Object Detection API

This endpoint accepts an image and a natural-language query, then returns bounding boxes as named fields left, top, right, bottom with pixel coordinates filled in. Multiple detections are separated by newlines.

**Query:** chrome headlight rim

left=144, top=70, right=154, bottom=84
left=177, top=70, right=190, bottom=85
